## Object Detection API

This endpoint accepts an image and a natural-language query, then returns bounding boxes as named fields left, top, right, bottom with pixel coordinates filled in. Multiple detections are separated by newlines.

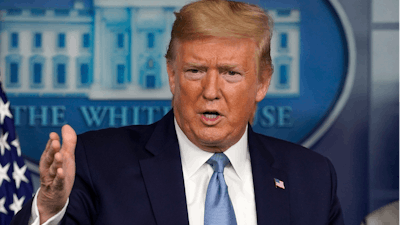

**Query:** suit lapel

left=248, top=126, right=290, bottom=225
left=139, top=111, right=189, bottom=225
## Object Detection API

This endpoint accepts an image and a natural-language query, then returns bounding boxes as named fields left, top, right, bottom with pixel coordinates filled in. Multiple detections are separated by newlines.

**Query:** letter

left=29, top=106, right=48, bottom=126
left=142, top=106, right=160, bottom=125
left=11, top=106, right=27, bottom=126
left=51, top=106, right=66, bottom=127
left=277, top=106, right=293, bottom=127
left=132, top=106, right=140, bottom=125
left=260, top=106, right=275, bottom=128
left=79, top=106, right=109, bottom=127
left=109, top=106, right=128, bottom=127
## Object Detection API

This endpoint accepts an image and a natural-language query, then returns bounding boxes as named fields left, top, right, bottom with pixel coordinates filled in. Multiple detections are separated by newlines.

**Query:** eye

left=184, top=68, right=205, bottom=80
left=187, top=69, right=199, bottom=73
left=228, top=71, right=239, bottom=76
left=222, top=70, right=243, bottom=83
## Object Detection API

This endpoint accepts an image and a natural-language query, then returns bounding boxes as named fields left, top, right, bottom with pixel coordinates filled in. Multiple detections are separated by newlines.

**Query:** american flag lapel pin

left=274, top=178, right=285, bottom=189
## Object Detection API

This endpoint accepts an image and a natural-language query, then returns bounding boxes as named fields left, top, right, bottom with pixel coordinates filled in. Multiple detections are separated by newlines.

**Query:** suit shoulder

left=78, top=123, right=156, bottom=144
left=253, top=132, right=330, bottom=167
left=76, top=123, right=158, bottom=159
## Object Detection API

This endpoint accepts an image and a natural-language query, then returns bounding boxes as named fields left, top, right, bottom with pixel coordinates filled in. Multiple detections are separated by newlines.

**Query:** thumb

left=61, top=124, right=77, bottom=154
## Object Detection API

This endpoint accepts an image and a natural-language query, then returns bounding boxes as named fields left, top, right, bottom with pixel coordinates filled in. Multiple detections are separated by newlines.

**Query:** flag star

left=0, top=98, right=12, bottom=124
left=11, top=138, right=21, bottom=157
left=0, top=132, right=10, bottom=156
left=9, top=194, right=25, bottom=215
left=0, top=197, right=7, bottom=215
left=0, top=163, right=10, bottom=186
left=12, top=162, right=28, bottom=189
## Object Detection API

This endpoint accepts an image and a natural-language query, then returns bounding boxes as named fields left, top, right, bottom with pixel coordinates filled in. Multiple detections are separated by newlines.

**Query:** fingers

left=60, top=124, right=77, bottom=156
left=43, top=136, right=61, bottom=168
left=53, top=168, right=65, bottom=191
left=48, top=152, right=63, bottom=179
left=40, top=124, right=76, bottom=181
left=43, top=132, right=59, bottom=155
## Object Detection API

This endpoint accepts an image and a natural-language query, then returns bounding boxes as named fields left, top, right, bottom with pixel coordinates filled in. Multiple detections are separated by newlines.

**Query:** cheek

left=179, top=79, right=203, bottom=99
left=227, top=86, right=257, bottom=117
left=174, top=82, right=198, bottom=114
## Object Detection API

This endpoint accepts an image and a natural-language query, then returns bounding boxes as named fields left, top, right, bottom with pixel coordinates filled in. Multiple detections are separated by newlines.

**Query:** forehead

left=175, top=37, right=257, bottom=66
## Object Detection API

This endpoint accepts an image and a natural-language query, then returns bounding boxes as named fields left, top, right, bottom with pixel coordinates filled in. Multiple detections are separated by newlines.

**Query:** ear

left=167, top=61, right=176, bottom=95
left=255, top=71, right=271, bottom=102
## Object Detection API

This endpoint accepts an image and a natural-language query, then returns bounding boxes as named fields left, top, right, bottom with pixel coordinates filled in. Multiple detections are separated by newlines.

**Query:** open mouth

left=202, top=112, right=221, bottom=121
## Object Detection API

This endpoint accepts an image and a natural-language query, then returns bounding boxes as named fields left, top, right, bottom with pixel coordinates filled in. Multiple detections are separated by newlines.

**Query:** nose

left=202, top=69, right=220, bottom=101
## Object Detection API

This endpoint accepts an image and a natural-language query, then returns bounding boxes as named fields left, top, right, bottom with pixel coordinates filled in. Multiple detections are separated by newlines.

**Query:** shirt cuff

left=29, top=188, right=69, bottom=225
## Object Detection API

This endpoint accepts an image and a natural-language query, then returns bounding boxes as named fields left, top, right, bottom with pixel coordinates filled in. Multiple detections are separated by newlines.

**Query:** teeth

left=204, top=114, right=219, bottom=119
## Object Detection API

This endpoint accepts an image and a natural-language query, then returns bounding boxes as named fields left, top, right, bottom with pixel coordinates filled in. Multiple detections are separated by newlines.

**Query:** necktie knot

left=206, top=153, right=230, bottom=173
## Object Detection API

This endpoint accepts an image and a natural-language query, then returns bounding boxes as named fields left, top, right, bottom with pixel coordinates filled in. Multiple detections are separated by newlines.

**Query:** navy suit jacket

left=12, top=110, right=344, bottom=224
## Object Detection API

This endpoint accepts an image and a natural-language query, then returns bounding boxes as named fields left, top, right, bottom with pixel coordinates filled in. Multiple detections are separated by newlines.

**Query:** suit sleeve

left=9, top=197, right=34, bottom=224
left=326, top=157, right=345, bottom=225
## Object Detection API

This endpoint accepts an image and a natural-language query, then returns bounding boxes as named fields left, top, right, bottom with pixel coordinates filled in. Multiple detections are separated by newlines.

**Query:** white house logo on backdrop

left=0, top=0, right=300, bottom=99
left=0, top=0, right=355, bottom=175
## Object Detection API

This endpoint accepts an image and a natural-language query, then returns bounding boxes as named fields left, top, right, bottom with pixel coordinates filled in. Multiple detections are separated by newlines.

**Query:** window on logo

left=35, top=33, right=42, bottom=48
left=148, top=33, right=154, bottom=49
left=58, top=33, right=66, bottom=48
left=10, top=63, right=19, bottom=84
left=53, top=55, right=68, bottom=87
left=117, top=64, right=125, bottom=84
left=34, top=63, right=42, bottom=84
left=76, top=56, right=91, bottom=87
left=280, top=33, right=288, bottom=49
left=81, top=64, right=89, bottom=84
left=55, top=9, right=69, bottom=16
left=31, top=9, right=45, bottom=16
left=280, top=65, right=288, bottom=85
left=277, top=9, right=291, bottom=17
left=6, top=54, right=22, bottom=87
left=30, top=55, right=45, bottom=87
left=57, top=64, right=66, bottom=84
left=7, top=9, right=22, bottom=16
left=118, top=33, right=124, bottom=48
left=146, top=75, right=155, bottom=88
left=11, top=33, right=18, bottom=48
left=83, top=33, right=90, bottom=48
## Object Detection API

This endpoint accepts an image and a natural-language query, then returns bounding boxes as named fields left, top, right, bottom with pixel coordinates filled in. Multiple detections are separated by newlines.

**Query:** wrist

left=37, top=190, right=66, bottom=223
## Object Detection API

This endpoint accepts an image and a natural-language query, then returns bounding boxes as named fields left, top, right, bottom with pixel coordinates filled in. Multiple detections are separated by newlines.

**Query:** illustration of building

left=0, top=0, right=300, bottom=99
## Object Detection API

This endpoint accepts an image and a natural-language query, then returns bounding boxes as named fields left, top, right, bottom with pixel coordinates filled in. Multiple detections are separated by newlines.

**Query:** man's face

left=168, top=37, right=270, bottom=152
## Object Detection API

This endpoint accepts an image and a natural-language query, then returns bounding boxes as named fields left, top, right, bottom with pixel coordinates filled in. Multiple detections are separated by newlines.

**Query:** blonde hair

left=165, top=0, right=274, bottom=82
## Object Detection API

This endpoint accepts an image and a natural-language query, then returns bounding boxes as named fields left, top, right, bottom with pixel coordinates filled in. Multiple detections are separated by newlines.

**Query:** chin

left=198, top=134, right=227, bottom=147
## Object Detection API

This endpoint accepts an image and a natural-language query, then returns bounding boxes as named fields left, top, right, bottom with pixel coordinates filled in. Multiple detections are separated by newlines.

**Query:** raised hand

left=37, top=125, right=77, bottom=224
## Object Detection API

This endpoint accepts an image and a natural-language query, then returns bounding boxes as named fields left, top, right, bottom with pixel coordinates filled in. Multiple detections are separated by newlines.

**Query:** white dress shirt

left=29, top=118, right=257, bottom=225
left=175, top=119, right=257, bottom=225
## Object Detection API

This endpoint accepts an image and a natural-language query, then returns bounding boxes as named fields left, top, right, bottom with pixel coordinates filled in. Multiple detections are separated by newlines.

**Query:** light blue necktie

left=204, top=153, right=237, bottom=225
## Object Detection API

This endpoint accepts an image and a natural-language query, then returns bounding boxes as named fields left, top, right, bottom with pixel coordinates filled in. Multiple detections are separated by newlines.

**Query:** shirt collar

left=175, top=118, right=249, bottom=181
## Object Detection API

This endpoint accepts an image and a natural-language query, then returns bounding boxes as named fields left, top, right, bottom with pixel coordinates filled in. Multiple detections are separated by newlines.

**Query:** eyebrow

left=184, top=63, right=208, bottom=71
left=184, top=63, right=239, bottom=71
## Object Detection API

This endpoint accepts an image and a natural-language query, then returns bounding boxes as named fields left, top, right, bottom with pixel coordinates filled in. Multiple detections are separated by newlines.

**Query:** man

left=11, top=0, right=345, bottom=224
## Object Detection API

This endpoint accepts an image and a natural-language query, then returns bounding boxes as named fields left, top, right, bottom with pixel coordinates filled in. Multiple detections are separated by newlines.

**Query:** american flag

left=274, top=178, right=285, bottom=189
left=0, top=82, right=33, bottom=224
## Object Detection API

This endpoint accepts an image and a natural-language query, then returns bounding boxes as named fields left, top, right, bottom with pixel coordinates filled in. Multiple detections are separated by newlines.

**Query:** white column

left=92, top=7, right=102, bottom=90
left=130, top=7, right=138, bottom=87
